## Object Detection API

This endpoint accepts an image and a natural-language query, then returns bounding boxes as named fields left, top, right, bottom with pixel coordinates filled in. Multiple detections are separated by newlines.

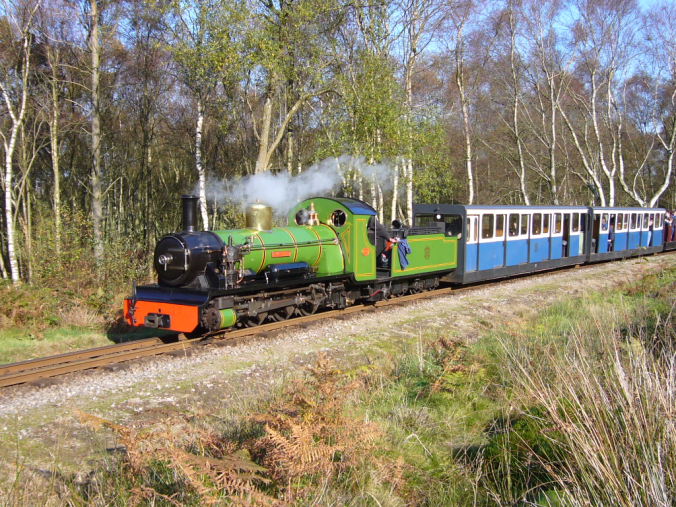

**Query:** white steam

left=194, top=155, right=397, bottom=217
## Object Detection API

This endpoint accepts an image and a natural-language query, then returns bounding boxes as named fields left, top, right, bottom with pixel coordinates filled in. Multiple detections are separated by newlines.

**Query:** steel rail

left=1, top=252, right=668, bottom=389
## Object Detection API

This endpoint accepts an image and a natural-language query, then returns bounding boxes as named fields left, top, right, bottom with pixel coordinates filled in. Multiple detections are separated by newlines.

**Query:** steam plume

left=195, top=155, right=397, bottom=217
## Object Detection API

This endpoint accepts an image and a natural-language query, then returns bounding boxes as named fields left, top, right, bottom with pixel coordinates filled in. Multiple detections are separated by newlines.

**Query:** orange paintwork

left=124, top=299, right=199, bottom=333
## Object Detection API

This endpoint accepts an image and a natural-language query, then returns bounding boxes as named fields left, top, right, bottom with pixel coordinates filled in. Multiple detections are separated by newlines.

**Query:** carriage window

left=496, top=215, right=505, bottom=238
left=509, top=214, right=519, bottom=236
left=624, top=214, right=629, bottom=228
left=555, top=213, right=562, bottom=233
left=533, top=214, right=542, bottom=235
left=572, top=213, right=580, bottom=232
left=543, top=214, right=550, bottom=234
left=617, top=213, right=623, bottom=231
left=521, top=214, right=529, bottom=235
left=482, top=214, right=494, bottom=239
left=602, top=214, right=609, bottom=230
left=644, top=213, right=650, bottom=228
left=631, top=213, right=637, bottom=229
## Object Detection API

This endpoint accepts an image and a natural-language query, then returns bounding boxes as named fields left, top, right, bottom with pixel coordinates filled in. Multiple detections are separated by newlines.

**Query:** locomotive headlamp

left=158, top=254, right=174, bottom=271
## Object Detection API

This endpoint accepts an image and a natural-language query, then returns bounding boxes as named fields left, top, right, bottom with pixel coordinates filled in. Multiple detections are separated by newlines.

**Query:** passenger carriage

left=413, top=204, right=666, bottom=285
left=413, top=204, right=590, bottom=283
left=589, top=207, right=664, bottom=260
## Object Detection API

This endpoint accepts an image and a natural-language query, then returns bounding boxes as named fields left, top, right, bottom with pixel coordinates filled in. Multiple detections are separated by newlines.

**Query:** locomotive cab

left=290, top=197, right=379, bottom=283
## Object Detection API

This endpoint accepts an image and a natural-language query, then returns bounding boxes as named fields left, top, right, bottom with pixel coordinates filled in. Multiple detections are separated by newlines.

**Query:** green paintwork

left=212, top=224, right=344, bottom=277
left=218, top=308, right=237, bottom=329
left=289, top=198, right=377, bottom=282
left=390, top=236, right=457, bottom=277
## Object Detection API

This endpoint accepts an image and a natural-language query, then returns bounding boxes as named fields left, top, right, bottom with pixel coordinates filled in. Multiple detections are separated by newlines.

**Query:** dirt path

left=0, top=254, right=673, bottom=487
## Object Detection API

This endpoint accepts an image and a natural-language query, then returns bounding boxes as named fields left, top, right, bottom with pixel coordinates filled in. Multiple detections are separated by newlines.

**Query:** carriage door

left=653, top=213, right=663, bottom=246
left=628, top=213, right=640, bottom=250
left=569, top=213, right=580, bottom=256
left=466, top=215, right=479, bottom=272
left=598, top=213, right=609, bottom=253
left=641, top=213, right=651, bottom=247
left=551, top=213, right=563, bottom=259
left=506, top=213, right=524, bottom=266
left=562, top=214, right=570, bottom=257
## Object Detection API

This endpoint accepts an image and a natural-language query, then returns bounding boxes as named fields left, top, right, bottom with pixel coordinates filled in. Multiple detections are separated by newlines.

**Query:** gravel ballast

left=0, top=255, right=673, bottom=485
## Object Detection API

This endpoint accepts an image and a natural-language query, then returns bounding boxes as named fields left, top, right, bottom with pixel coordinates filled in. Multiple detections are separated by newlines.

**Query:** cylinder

left=216, top=308, right=237, bottom=329
left=181, top=195, right=199, bottom=232
left=245, top=202, right=273, bottom=231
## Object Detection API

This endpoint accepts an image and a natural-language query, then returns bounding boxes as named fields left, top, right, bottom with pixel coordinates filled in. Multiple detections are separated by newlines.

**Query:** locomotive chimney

left=181, top=195, right=199, bottom=232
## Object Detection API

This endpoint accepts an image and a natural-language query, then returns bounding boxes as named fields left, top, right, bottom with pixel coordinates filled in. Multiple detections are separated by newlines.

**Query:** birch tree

left=248, top=0, right=344, bottom=174
left=443, top=0, right=497, bottom=204
left=165, top=0, right=246, bottom=229
left=519, top=0, right=574, bottom=204
left=395, top=0, right=445, bottom=223
left=616, top=1, right=676, bottom=207
left=0, top=0, right=40, bottom=284
left=558, top=0, right=641, bottom=206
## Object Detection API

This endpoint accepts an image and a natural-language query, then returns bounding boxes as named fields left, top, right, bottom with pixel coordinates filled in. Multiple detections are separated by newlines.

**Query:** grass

left=5, top=263, right=676, bottom=505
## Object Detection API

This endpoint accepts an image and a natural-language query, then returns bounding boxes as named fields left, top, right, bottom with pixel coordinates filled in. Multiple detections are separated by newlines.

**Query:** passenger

left=666, top=211, right=673, bottom=243
left=671, top=211, right=676, bottom=242
left=648, top=216, right=654, bottom=246
left=608, top=218, right=615, bottom=251
left=600, top=217, right=608, bottom=253
left=368, top=216, right=398, bottom=268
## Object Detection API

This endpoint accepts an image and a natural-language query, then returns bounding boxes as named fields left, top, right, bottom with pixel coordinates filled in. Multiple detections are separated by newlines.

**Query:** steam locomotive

left=125, top=195, right=671, bottom=335
left=124, top=195, right=457, bottom=334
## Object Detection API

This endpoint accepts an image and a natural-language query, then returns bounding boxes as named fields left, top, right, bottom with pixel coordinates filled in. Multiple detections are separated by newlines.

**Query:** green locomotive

left=124, top=195, right=457, bottom=334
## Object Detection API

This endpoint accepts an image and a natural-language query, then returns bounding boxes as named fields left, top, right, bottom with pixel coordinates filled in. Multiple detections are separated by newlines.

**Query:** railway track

left=0, top=286, right=456, bottom=389
left=1, top=252, right=665, bottom=390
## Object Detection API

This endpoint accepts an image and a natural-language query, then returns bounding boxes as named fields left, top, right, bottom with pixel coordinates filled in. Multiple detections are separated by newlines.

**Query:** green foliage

left=405, top=114, right=461, bottom=204
left=336, top=49, right=406, bottom=161
left=165, top=0, right=247, bottom=97
left=479, top=406, right=567, bottom=506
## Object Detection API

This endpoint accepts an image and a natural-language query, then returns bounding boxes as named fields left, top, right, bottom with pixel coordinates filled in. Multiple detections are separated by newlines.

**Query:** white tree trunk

left=406, top=159, right=413, bottom=225
left=0, top=25, right=32, bottom=285
left=195, top=98, right=208, bottom=230
left=391, top=162, right=399, bottom=223
left=90, top=0, right=104, bottom=265
left=49, top=74, right=61, bottom=255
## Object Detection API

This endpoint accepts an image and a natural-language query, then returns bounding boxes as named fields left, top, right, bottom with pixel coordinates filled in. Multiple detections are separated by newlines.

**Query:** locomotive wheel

left=244, top=312, right=268, bottom=327
left=408, top=282, right=422, bottom=295
left=271, top=306, right=295, bottom=321
left=298, top=301, right=319, bottom=316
